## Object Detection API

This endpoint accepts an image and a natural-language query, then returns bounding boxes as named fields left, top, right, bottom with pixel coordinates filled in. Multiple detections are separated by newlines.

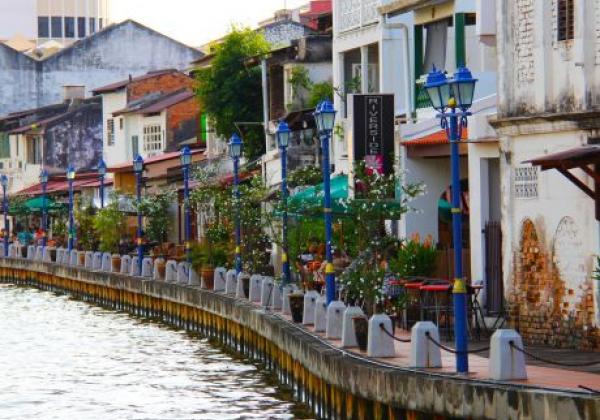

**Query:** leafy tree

left=137, top=189, right=176, bottom=244
left=195, top=26, right=270, bottom=160
left=74, top=196, right=97, bottom=251
left=94, top=197, right=125, bottom=254
left=308, top=81, right=334, bottom=108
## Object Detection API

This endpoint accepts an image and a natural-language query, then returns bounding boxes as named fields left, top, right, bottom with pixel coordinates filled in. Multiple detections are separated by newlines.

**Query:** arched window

left=557, top=0, right=574, bottom=41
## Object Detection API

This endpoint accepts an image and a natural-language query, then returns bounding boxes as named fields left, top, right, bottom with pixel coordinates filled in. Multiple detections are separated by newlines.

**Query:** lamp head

left=449, top=66, right=478, bottom=110
left=314, top=99, right=336, bottom=133
left=228, top=133, right=243, bottom=159
left=0, top=175, right=8, bottom=189
left=180, top=146, right=192, bottom=166
left=276, top=120, right=291, bottom=149
left=133, top=155, right=144, bottom=174
left=98, top=159, right=107, bottom=177
left=424, top=65, right=452, bottom=111
left=39, top=169, right=49, bottom=184
left=66, top=166, right=76, bottom=181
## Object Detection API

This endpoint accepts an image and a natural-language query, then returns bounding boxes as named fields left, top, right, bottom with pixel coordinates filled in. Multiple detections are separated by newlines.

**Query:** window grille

left=143, top=125, right=164, bottom=155
left=557, top=0, right=574, bottom=41
left=514, top=166, right=539, bottom=199
left=107, top=119, right=115, bottom=146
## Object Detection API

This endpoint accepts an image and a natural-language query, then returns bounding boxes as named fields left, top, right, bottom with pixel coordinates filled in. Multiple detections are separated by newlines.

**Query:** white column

left=360, top=45, right=369, bottom=94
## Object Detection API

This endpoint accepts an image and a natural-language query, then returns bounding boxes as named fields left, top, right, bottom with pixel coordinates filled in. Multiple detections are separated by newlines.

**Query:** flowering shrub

left=389, top=233, right=437, bottom=278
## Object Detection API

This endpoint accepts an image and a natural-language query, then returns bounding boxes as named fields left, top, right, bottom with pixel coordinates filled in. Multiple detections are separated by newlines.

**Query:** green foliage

left=287, top=66, right=312, bottom=110
left=389, top=234, right=438, bottom=277
left=52, top=216, right=67, bottom=245
left=594, top=256, right=600, bottom=282
left=308, top=81, right=334, bottom=108
left=93, top=198, right=125, bottom=254
left=288, top=217, right=325, bottom=273
left=288, top=165, right=322, bottom=188
left=195, top=26, right=270, bottom=160
left=189, top=240, right=229, bottom=272
left=74, top=196, right=97, bottom=251
left=137, top=189, right=176, bottom=244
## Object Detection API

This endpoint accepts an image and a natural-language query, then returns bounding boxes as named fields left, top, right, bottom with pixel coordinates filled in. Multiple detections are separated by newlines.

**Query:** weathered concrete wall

left=0, top=20, right=201, bottom=116
left=1, top=258, right=598, bottom=420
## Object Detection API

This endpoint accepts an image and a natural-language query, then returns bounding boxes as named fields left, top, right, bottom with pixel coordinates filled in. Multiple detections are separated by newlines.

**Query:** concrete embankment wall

left=1, top=258, right=598, bottom=420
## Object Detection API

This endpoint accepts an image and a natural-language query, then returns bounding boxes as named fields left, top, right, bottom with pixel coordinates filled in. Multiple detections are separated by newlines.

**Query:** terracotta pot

left=288, top=293, right=305, bottom=323
left=156, top=261, right=166, bottom=279
left=201, top=267, right=215, bottom=289
left=242, top=276, right=250, bottom=299
left=352, top=315, right=369, bottom=352
left=78, top=253, right=85, bottom=266
left=49, top=249, right=57, bottom=262
left=111, top=256, right=121, bottom=272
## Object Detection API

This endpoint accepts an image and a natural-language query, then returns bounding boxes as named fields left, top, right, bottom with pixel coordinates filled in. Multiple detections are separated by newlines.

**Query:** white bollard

left=142, top=258, right=154, bottom=278
left=341, top=306, right=364, bottom=348
left=69, top=250, right=78, bottom=265
left=260, top=277, right=275, bottom=308
left=27, top=245, right=35, bottom=259
left=62, top=249, right=70, bottom=265
left=120, top=255, right=131, bottom=274
left=489, top=329, right=527, bottom=380
left=249, top=275, right=263, bottom=303
left=272, top=283, right=283, bottom=310
left=236, top=273, right=250, bottom=299
left=0, top=243, right=5, bottom=258
left=35, top=246, right=44, bottom=261
left=326, top=301, right=346, bottom=339
left=176, top=262, right=189, bottom=284
left=56, top=248, right=64, bottom=263
left=281, top=284, right=298, bottom=315
left=8, top=244, right=16, bottom=258
left=110, top=255, right=121, bottom=273
left=189, top=267, right=200, bottom=286
left=314, top=295, right=328, bottom=332
left=101, top=252, right=112, bottom=271
left=225, top=269, right=237, bottom=294
left=42, top=246, right=53, bottom=262
left=213, top=267, right=227, bottom=292
left=93, top=252, right=103, bottom=270
left=85, top=251, right=94, bottom=269
left=302, top=290, right=320, bottom=325
left=153, top=258, right=165, bottom=281
left=367, top=314, right=396, bottom=358
left=165, top=260, right=178, bottom=283
left=409, top=321, right=442, bottom=368
left=130, top=257, right=141, bottom=277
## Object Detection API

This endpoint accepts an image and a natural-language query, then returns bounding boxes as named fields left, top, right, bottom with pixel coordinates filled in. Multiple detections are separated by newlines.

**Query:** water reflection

left=0, top=285, right=312, bottom=419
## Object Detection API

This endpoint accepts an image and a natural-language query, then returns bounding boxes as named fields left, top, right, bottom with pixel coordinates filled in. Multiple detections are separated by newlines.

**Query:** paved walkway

left=275, top=312, right=600, bottom=395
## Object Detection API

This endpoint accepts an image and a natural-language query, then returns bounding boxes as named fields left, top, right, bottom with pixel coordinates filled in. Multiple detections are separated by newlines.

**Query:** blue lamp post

left=180, top=147, right=192, bottom=263
left=39, top=169, right=49, bottom=247
left=228, top=134, right=243, bottom=274
left=313, top=100, right=337, bottom=305
left=1, top=175, right=8, bottom=257
left=423, top=65, right=477, bottom=374
left=66, top=166, right=76, bottom=252
left=133, top=155, right=144, bottom=276
left=98, top=159, right=107, bottom=209
left=276, top=121, right=292, bottom=285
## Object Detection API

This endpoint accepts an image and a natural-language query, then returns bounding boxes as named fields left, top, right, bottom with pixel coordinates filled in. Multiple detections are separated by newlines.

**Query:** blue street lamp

left=313, top=99, right=337, bottom=305
left=133, top=155, right=144, bottom=276
left=424, top=65, right=477, bottom=374
left=180, top=147, right=192, bottom=263
left=276, top=121, right=291, bottom=285
left=1, top=174, right=8, bottom=257
left=39, top=169, right=49, bottom=247
left=228, top=133, right=243, bottom=274
left=66, top=166, right=76, bottom=252
left=98, top=159, right=107, bottom=209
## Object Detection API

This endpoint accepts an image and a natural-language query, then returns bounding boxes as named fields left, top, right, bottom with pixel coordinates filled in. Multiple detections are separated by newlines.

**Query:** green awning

left=10, top=197, right=68, bottom=215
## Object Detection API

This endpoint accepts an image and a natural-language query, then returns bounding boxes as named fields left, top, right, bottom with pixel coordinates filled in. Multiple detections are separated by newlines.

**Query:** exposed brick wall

left=166, top=97, right=200, bottom=150
left=507, top=219, right=599, bottom=350
left=128, top=72, right=195, bottom=102
left=515, top=0, right=535, bottom=83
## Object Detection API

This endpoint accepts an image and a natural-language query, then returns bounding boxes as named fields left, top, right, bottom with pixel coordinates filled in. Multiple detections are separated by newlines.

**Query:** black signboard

left=352, top=94, right=395, bottom=175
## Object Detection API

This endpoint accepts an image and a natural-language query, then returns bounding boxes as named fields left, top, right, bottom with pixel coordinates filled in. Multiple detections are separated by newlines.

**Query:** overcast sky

left=110, top=0, right=309, bottom=47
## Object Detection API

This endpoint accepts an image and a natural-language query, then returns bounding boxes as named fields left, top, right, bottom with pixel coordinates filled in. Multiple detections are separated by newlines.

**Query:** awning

left=288, top=175, right=348, bottom=215
left=9, top=196, right=68, bottom=215
left=526, top=145, right=600, bottom=220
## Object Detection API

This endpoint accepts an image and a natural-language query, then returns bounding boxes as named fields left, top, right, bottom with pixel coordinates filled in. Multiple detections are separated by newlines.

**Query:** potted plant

left=288, top=291, right=305, bottom=323
left=352, top=315, right=369, bottom=352
left=190, top=241, right=229, bottom=290
left=111, top=254, right=121, bottom=272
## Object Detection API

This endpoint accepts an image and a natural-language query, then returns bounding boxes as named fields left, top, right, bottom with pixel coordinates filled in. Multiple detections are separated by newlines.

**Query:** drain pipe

left=382, top=14, right=413, bottom=119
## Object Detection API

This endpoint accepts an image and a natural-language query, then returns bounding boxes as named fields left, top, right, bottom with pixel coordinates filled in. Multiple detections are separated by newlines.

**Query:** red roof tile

left=402, top=128, right=469, bottom=146
left=108, top=149, right=205, bottom=173
left=91, top=69, right=179, bottom=94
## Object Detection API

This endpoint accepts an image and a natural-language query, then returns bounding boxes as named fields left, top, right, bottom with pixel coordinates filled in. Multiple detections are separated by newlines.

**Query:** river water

left=0, top=285, right=311, bottom=420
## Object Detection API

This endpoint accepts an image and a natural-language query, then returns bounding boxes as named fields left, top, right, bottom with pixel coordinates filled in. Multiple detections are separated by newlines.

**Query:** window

left=119, top=118, right=123, bottom=130
left=0, top=134, right=10, bottom=159
left=557, top=0, right=574, bottom=41
left=38, top=16, right=49, bottom=38
left=77, top=17, right=86, bottom=37
left=107, top=119, right=115, bottom=146
left=64, top=17, right=75, bottom=38
left=131, top=135, right=139, bottom=158
left=99, top=18, right=103, bottom=30
left=26, top=136, right=43, bottom=165
left=351, top=63, right=379, bottom=93
left=89, top=17, right=96, bottom=34
left=143, top=125, right=164, bottom=154
left=51, top=16, right=63, bottom=38
left=514, top=166, right=539, bottom=199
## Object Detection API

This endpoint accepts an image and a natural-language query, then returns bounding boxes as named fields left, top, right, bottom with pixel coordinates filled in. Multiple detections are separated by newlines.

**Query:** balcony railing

left=338, top=0, right=381, bottom=33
